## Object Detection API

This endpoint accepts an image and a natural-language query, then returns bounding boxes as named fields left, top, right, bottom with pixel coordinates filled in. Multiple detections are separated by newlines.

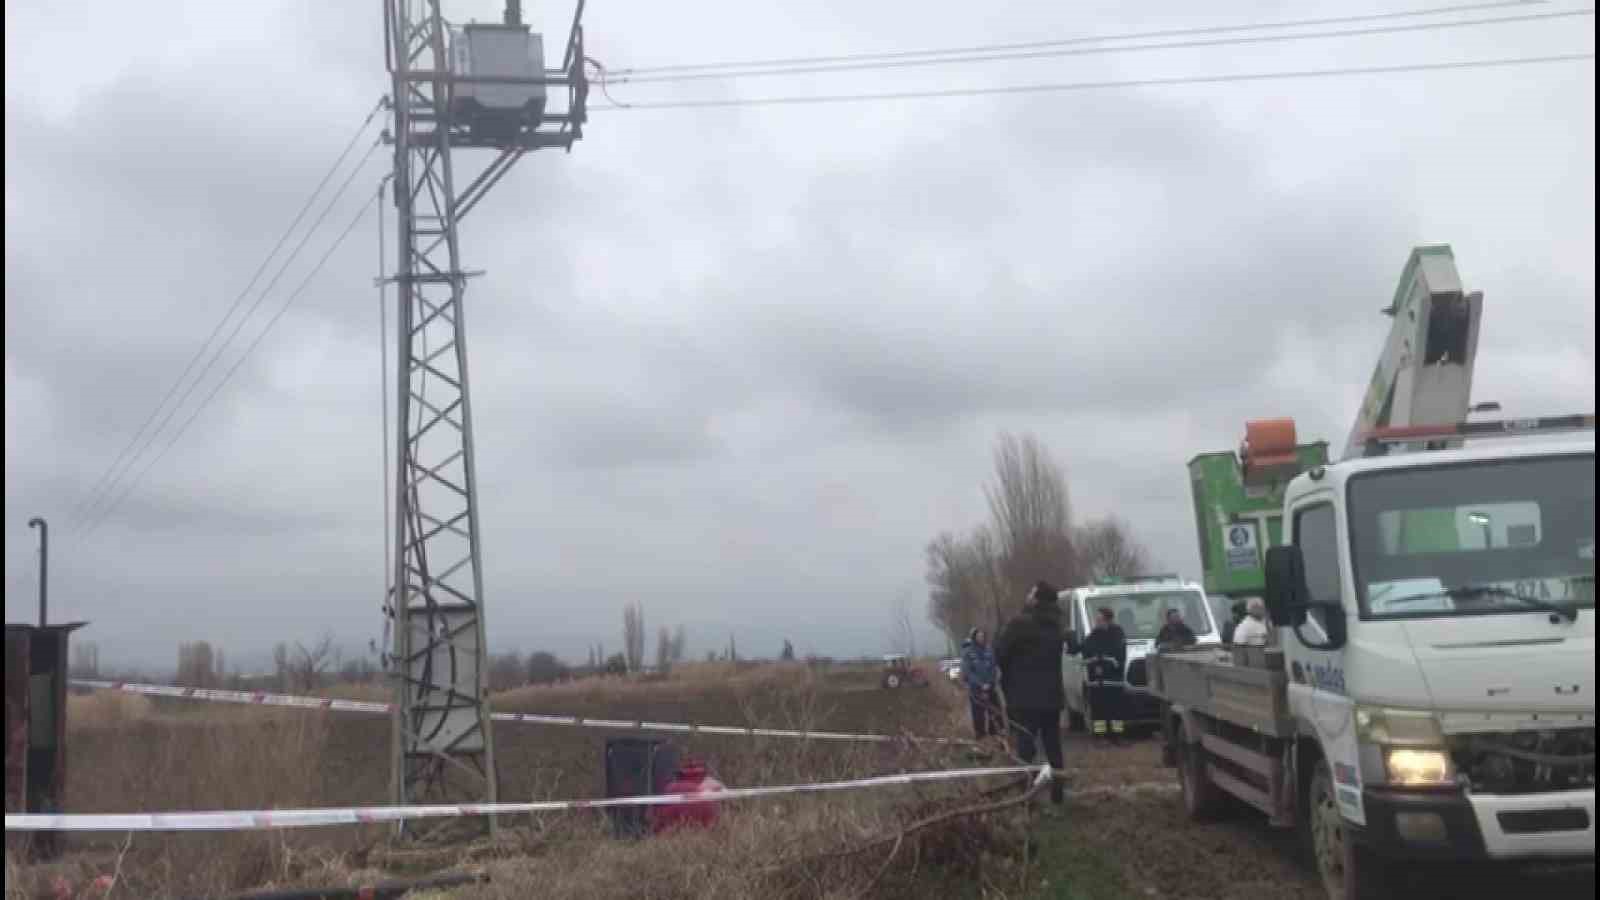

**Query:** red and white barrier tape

left=71, top=679, right=973, bottom=746
left=4, top=765, right=1050, bottom=832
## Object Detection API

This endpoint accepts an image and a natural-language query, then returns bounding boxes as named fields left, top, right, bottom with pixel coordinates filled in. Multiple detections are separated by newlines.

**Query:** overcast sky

left=5, top=1, right=1595, bottom=671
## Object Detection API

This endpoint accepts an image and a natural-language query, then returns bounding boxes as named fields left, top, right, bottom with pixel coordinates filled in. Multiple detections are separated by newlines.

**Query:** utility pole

left=27, top=517, right=47, bottom=626
left=381, top=0, right=586, bottom=837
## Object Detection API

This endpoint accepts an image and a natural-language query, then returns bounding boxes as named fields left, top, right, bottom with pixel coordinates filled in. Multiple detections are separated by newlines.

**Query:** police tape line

left=70, top=680, right=975, bottom=746
left=4, top=765, right=1052, bottom=832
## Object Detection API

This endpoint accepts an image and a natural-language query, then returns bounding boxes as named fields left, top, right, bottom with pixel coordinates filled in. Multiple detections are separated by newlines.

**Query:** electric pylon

left=382, top=0, right=586, bottom=837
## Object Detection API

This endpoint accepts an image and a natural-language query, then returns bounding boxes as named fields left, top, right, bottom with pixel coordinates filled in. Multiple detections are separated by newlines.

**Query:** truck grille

left=1452, top=728, right=1596, bottom=795
left=1498, top=809, right=1590, bottom=834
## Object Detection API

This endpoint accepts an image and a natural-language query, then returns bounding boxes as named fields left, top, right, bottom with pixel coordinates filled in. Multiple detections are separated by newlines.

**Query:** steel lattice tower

left=383, top=0, right=586, bottom=836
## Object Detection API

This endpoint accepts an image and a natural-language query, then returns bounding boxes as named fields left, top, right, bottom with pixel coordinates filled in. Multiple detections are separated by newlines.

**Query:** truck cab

left=1061, top=575, right=1221, bottom=729
left=1272, top=433, right=1595, bottom=878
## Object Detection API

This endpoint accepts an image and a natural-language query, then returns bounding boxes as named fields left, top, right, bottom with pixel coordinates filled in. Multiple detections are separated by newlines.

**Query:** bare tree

left=273, top=642, right=290, bottom=691
left=286, top=633, right=337, bottom=693
left=176, top=641, right=223, bottom=688
left=622, top=602, right=646, bottom=673
left=670, top=625, right=687, bottom=662
left=1075, top=516, right=1152, bottom=581
left=924, top=433, right=1083, bottom=646
left=655, top=626, right=673, bottom=674
left=985, top=432, right=1079, bottom=594
left=888, top=589, right=918, bottom=657
left=926, top=525, right=1020, bottom=645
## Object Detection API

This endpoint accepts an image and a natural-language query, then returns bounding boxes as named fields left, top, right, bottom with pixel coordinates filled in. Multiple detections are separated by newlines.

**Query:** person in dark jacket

left=1080, top=607, right=1129, bottom=738
left=994, top=581, right=1067, bottom=806
left=960, top=627, right=999, bottom=741
left=1221, top=600, right=1248, bottom=646
left=1155, top=608, right=1198, bottom=651
left=1080, top=606, right=1127, bottom=671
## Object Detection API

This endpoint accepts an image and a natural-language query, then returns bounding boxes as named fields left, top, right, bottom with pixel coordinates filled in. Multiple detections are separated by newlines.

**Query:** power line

left=613, top=7, right=1593, bottom=85
left=594, top=52, right=1595, bottom=112
left=75, top=138, right=384, bottom=535
left=614, top=0, right=1550, bottom=75
left=68, top=99, right=387, bottom=529
left=82, top=185, right=384, bottom=538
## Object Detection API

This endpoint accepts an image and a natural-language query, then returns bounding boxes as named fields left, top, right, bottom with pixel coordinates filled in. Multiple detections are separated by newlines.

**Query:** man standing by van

left=1081, top=607, right=1129, bottom=738
left=995, top=581, right=1067, bottom=808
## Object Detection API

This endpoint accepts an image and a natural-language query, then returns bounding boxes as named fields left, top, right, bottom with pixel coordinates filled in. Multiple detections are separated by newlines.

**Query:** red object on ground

left=651, top=759, right=725, bottom=834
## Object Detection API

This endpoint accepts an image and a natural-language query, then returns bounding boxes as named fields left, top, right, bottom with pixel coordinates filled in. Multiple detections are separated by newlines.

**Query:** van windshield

left=1092, top=591, right=1211, bottom=640
left=1348, top=453, right=1595, bottom=620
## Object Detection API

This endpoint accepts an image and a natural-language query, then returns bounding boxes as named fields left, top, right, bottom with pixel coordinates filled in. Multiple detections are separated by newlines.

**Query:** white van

left=1060, top=575, right=1221, bottom=729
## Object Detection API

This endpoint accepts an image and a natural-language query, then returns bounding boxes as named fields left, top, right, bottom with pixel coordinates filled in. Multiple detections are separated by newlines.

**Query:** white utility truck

left=1150, top=246, right=1596, bottom=899
left=1060, top=575, right=1222, bottom=730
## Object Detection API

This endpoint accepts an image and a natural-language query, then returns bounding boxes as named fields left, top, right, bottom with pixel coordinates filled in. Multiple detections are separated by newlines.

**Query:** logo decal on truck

left=1308, top=662, right=1347, bottom=695
left=1338, top=787, right=1362, bottom=815
left=1334, top=762, right=1361, bottom=788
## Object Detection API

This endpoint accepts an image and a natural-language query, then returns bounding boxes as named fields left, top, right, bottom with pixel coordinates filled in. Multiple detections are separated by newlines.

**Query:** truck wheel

left=1177, top=722, right=1224, bottom=821
left=883, top=673, right=902, bottom=689
left=1308, top=761, right=1392, bottom=900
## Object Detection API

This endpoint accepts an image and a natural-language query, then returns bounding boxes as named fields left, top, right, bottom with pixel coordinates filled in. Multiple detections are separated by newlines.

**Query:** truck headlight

left=1355, top=707, right=1454, bottom=786
left=1354, top=706, right=1444, bottom=746
left=1385, top=748, right=1454, bottom=786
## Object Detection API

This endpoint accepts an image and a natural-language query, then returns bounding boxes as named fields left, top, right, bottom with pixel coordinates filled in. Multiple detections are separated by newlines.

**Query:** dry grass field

left=5, top=662, right=1594, bottom=899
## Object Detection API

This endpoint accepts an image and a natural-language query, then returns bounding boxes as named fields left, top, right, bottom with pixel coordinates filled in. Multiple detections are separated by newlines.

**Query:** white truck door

left=1284, top=496, right=1367, bottom=827
left=1062, top=595, right=1086, bottom=711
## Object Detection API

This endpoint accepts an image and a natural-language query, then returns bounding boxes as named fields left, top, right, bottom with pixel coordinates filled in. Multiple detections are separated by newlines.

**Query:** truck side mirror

left=1264, top=545, right=1347, bottom=651
left=1263, top=546, right=1303, bottom=626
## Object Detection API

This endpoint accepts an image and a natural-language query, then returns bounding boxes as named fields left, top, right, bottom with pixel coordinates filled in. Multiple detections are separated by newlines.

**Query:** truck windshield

left=1348, top=453, right=1596, bottom=620
left=1094, top=591, right=1211, bottom=639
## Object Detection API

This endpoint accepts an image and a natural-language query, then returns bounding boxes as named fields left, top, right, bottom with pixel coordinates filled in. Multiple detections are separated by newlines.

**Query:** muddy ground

left=1039, top=731, right=1593, bottom=900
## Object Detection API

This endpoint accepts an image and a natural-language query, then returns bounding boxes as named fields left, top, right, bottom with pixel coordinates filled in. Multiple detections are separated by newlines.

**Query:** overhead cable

left=70, top=98, right=387, bottom=531
left=594, top=52, right=1595, bottom=111
left=612, top=7, right=1592, bottom=85
left=613, top=0, right=1552, bottom=76
left=80, top=164, right=384, bottom=537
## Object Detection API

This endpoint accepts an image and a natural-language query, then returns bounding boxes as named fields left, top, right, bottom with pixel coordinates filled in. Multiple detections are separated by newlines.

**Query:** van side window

left=1295, top=503, right=1342, bottom=635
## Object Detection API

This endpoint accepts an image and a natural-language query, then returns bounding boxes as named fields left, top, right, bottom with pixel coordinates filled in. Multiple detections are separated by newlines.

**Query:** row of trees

left=621, top=602, right=693, bottom=673
left=925, top=432, right=1151, bottom=645
left=133, top=607, right=805, bottom=695
left=175, top=640, right=225, bottom=688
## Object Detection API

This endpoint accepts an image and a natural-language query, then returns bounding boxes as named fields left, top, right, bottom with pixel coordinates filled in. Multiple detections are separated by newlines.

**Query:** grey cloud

left=5, top=1, right=1594, bottom=667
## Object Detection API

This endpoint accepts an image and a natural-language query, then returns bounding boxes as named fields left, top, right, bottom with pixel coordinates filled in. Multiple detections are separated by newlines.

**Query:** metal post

left=27, top=518, right=47, bottom=626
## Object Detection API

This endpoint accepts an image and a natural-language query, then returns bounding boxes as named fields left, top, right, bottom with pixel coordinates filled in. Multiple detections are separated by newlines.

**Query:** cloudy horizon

left=5, top=1, right=1594, bottom=673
